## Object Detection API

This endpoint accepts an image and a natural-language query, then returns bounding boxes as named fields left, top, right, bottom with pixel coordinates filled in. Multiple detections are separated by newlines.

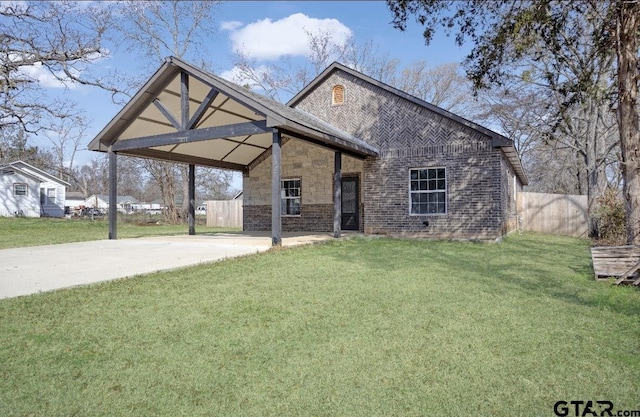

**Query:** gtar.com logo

left=553, top=401, right=640, bottom=417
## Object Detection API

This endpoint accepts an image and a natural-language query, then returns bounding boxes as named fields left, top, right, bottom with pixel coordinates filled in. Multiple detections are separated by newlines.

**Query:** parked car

left=81, top=208, right=105, bottom=218
left=196, top=205, right=206, bottom=215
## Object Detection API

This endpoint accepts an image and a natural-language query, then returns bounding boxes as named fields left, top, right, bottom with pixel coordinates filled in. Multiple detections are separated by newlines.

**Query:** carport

left=88, top=57, right=378, bottom=245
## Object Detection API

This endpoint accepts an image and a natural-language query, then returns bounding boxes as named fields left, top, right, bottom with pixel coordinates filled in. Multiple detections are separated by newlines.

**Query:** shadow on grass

left=326, top=234, right=640, bottom=317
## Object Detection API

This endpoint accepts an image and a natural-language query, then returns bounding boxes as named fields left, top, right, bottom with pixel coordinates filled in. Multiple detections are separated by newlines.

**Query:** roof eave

left=88, top=59, right=179, bottom=151
left=6, top=161, right=70, bottom=186
left=495, top=144, right=528, bottom=186
left=279, top=119, right=378, bottom=158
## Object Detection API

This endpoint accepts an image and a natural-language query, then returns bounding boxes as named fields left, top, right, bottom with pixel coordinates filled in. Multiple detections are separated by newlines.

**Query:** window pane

left=409, top=168, right=446, bottom=215
left=281, top=179, right=301, bottom=215
left=14, top=184, right=27, bottom=196
left=291, top=198, right=300, bottom=215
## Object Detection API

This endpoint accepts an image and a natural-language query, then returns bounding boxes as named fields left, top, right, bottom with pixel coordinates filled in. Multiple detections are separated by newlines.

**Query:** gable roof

left=89, top=195, right=139, bottom=204
left=288, top=62, right=527, bottom=185
left=0, top=161, right=69, bottom=186
left=88, top=57, right=378, bottom=172
left=65, top=191, right=86, bottom=200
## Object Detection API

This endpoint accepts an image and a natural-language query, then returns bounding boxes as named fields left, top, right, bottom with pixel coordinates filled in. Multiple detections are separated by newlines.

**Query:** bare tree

left=0, top=1, right=120, bottom=132
left=73, top=156, right=109, bottom=197
left=388, top=61, right=477, bottom=115
left=0, top=124, right=53, bottom=167
left=108, top=0, right=229, bottom=223
left=40, top=114, right=88, bottom=182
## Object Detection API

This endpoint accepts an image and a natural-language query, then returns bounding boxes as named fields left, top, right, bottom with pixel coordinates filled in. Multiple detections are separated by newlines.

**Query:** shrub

left=593, top=188, right=626, bottom=245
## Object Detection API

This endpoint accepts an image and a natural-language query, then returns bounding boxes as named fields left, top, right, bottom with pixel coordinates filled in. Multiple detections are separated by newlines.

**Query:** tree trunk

left=154, top=162, right=179, bottom=224
left=180, top=165, right=190, bottom=222
left=616, top=2, right=640, bottom=244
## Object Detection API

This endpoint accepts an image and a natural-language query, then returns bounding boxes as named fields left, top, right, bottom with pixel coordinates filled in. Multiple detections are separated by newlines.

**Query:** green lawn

left=1, top=233, right=639, bottom=416
left=0, top=216, right=239, bottom=249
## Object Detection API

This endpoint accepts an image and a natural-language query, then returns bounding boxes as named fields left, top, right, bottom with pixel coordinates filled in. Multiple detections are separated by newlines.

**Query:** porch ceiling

left=88, top=57, right=378, bottom=171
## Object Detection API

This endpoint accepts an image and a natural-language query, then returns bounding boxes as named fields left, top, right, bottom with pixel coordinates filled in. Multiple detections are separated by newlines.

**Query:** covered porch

left=88, top=57, right=378, bottom=246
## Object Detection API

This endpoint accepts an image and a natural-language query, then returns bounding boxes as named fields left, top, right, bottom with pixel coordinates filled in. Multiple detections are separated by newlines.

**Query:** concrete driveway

left=0, top=232, right=334, bottom=299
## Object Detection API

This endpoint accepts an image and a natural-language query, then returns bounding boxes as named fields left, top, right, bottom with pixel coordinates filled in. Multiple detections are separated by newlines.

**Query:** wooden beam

left=271, top=129, right=282, bottom=246
left=108, top=150, right=117, bottom=240
left=188, top=163, right=195, bottom=235
left=152, top=99, right=181, bottom=130
left=181, top=71, right=189, bottom=131
left=111, top=120, right=269, bottom=151
left=186, top=88, right=219, bottom=130
left=333, top=151, right=342, bottom=238
left=277, top=127, right=377, bottom=159
left=120, top=148, right=248, bottom=172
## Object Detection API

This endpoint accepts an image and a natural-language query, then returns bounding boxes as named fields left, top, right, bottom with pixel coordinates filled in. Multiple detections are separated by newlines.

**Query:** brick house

left=244, top=63, right=526, bottom=240
left=89, top=57, right=526, bottom=243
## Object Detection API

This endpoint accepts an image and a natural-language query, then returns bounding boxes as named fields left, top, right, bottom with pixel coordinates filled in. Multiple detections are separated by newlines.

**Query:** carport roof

left=88, top=56, right=378, bottom=171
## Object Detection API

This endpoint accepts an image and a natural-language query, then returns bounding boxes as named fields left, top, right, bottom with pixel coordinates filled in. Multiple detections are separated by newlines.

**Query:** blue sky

left=32, top=1, right=473, bottom=181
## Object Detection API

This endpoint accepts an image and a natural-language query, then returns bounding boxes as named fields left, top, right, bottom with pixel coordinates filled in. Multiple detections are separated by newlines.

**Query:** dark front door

left=341, top=176, right=359, bottom=230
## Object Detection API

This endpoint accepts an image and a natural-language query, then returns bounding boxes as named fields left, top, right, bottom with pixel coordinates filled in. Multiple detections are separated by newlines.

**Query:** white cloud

left=13, top=50, right=109, bottom=90
left=220, top=20, right=243, bottom=31
left=219, top=65, right=270, bottom=89
left=17, top=62, right=79, bottom=89
left=228, top=13, right=352, bottom=61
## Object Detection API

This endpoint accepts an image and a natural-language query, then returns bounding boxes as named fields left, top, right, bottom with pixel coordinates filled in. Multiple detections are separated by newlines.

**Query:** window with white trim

left=14, top=183, right=27, bottom=196
left=410, top=168, right=446, bottom=215
left=281, top=179, right=301, bottom=216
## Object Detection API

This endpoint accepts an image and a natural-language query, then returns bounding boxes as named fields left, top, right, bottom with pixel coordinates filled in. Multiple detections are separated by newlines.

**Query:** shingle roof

left=289, top=62, right=528, bottom=185
left=88, top=57, right=378, bottom=171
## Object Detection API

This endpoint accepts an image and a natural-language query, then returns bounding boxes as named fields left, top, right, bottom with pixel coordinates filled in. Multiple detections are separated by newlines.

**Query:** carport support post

left=188, top=163, right=195, bottom=235
left=108, top=149, right=117, bottom=240
left=333, top=151, right=342, bottom=238
left=271, top=129, right=282, bottom=246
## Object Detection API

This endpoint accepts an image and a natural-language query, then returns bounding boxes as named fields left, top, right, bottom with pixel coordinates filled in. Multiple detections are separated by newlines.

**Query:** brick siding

left=244, top=204, right=334, bottom=232
left=244, top=68, right=518, bottom=240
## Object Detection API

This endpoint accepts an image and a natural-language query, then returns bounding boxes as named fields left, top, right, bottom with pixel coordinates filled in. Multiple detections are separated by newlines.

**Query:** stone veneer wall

left=292, top=69, right=508, bottom=240
left=243, top=138, right=363, bottom=232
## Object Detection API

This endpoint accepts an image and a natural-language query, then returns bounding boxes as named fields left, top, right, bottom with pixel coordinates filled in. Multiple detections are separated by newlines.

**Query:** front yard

left=0, top=216, right=238, bottom=249
left=0, top=232, right=638, bottom=416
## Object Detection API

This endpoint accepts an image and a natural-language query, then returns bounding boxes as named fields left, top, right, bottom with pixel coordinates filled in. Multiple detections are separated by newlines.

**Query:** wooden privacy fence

left=517, top=192, right=588, bottom=237
left=206, top=200, right=243, bottom=228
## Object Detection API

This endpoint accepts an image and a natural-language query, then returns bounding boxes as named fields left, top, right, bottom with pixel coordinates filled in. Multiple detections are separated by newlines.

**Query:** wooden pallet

left=590, top=245, right=640, bottom=285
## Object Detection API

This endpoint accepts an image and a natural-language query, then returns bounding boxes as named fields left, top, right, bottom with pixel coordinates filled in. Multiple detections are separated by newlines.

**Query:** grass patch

left=0, top=217, right=240, bottom=249
left=0, top=233, right=639, bottom=416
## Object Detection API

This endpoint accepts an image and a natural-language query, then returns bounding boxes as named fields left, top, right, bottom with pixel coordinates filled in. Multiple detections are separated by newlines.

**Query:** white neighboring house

left=0, top=161, right=69, bottom=218
left=85, top=194, right=139, bottom=214
left=64, top=191, right=86, bottom=213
